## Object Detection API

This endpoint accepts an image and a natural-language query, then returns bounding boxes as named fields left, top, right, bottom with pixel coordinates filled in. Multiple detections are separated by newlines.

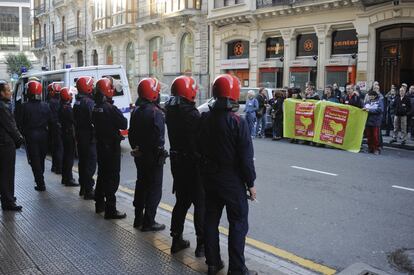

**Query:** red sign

left=295, top=102, right=315, bottom=137
left=320, top=106, right=349, bottom=145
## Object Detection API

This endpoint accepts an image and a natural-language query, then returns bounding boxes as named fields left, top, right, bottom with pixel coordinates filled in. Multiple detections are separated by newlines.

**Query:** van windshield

left=102, top=75, right=124, bottom=97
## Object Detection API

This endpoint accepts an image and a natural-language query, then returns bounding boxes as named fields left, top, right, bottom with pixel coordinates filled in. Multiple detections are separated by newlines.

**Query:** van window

left=102, top=74, right=124, bottom=97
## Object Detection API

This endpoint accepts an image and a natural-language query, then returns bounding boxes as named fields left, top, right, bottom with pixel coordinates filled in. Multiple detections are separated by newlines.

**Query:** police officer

left=20, top=80, right=52, bottom=191
left=0, top=81, right=24, bottom=211
left=165, top=76, right=205, bottom=257
left=199, top=74, right=257, bottom=275
left=92, top=78, right=127, bottom=219
left=73, top=76, right=96, bottom=200
left=47, top=83, right=63, bottom=174
left=129, top=77, right=166, bottom=232
left=59, top=87, right=78, bottom=187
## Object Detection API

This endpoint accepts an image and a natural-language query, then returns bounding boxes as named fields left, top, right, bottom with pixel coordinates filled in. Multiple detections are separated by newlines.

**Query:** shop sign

left=266, top=37, right=284, bottom=58
left=258, top=60, right=283, bottom=68
left=227, top=40, right=249, bottom=59
left=220, top=58, right=249, bottom=69
left=297, top=34, right=318, bottom=56
left=331, top=30, right=358, bottom=55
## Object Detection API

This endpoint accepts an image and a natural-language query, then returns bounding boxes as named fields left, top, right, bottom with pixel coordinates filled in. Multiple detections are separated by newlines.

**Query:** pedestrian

left=391, top=86, right=411, bottom=145
left=47, top=83, right=63, bottom=174
left=73, top=76, right=96, bottom=200
left=244, top=90, right=258, bottom=138
left=341, top=84, right=362, bottom=108
left=129, top=78, right=167, bottom=231
left=59, top=87, right=78, bottom=187
left=363, top=91, right=384, bottom=154
left=19, top=80, right=52, bottom=191
left=385, top=86, right=397, bottom=136
left=322, top=86, right=339, bottom=103
left=92, top=78, right=127, bottom=219
left=199, top=74, right=257, bottom=275
left=332, top=83, right=342, bottom=102
left=407, top=85, right=414, bottom=140
left=255, top=88, right=267, bottom=138
left=165, top=76, right=205, bottom=257
left=305, top=85, right=320, bottom=100
left=0, top=81, right=24, bottom=211
left=269, top=90, right=284, bottom=140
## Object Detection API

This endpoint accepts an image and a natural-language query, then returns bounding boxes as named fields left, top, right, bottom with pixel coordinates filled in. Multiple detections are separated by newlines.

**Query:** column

left=315, top=24, right=327, bottom=90
left=281, top=28, right=294, bottom=88
left=19, top=6, right=23, bottom=51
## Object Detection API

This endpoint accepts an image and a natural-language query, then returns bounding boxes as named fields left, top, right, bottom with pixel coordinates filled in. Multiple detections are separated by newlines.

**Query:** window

left=61, top=53, right=66, bottom=69
left=149, top=37, right=163, bottom=79
left=101, top=74, right=124, bottom=96
left=0, top=7, right=19, bottom=49
left=106, top=45, right=113, bottom=65
left=77, top=51, right=84, bottom=67
left=92, top=50, right=98, bottom=65
left=296, top=33, right=318, bottom=57
left=180, top=33, right=194, bottom=73
left=227, top=40, right=249, bottom=59
left=265, top=37, right=284, bottom=58
left=94, top=0, right=106, bottom=30
left=126, top=42, right=135, bottom=84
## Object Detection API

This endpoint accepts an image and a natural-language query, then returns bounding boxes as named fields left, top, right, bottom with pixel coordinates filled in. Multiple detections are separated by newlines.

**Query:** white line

left=290, top=166, right=338, bottom=176
left=392, top=185, right=414, bottom=192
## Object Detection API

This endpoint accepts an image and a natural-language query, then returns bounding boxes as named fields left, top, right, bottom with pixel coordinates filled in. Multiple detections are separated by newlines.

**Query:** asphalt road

left=118, top=137, right=414, bottom=274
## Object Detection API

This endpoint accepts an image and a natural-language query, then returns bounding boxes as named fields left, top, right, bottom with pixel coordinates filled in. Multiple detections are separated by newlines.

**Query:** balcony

left=53, top=0, right=66, bottom=8
left=67, top=27, right=85, bottom=41
left=33, top=38, right=45, bottom=49
left=53, top=32, right=64, bottom=43
left=34, top=4, right=45, bottom=16
left=256, top=0, right=306, bottom=8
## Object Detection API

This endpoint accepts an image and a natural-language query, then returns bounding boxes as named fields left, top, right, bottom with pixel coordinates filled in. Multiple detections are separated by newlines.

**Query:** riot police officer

left=47, top=83, right=63, bottom=174
left=20, top=80, right=52, bottom=191
left=73, top=76, right=96, bottom=200
left=0, top=81, right=24, bottom=211
left=92, top=78, right=127, bottom=219
left=59, top=87, right=78, bottom=187
left=165, top=76, right=205, bottom=257
left=129, top=77, right=166, bottom=232
left=199, top=74, right=257, bottom=275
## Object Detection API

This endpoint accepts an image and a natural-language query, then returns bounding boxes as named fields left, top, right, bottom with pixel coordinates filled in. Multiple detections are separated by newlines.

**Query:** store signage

left=258, top=60, right=283, bottom=68
left=297, top=34, right=318, bottom=56
left=227, top=40, right=249, bottom=59
left=266, top=37, right=284, bottom=58
left=326, top=57, right=355, bottom=66
left=220, top=58, right=249, bottom=69
left=290, top=59, right=317, bottom=67
left=331, top=30, right=358, bottom=55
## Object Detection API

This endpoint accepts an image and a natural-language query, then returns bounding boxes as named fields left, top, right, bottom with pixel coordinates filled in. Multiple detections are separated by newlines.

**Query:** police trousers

left=61, top=130, right=74, bottom=183
left=77, top=137, right=96, bottom=192
left=0, top=144, right=16, bottom=206
left=26, top=130, right=48, bottom=186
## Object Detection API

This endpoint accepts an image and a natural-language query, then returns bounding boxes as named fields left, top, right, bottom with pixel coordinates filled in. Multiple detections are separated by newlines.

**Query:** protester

left=305, top=85, right=320, bottom=100
left=322, top=86, right=339, bottom=103
left=255, top=88, right=267, bottom=138
left=391, top=86, right=412, bottom=145
left=244, top=90, right=258, bottom=138
left=363, top=91, right=384, bottom=154
left=385, top=86, right=397, bottom=136
left=269, top=90, right=284, bottom=140
left=341, top=84, right=362, bottom=108
left=408, top=85, right=414, bottom=140
left=332, top=83, right=342, bottom=102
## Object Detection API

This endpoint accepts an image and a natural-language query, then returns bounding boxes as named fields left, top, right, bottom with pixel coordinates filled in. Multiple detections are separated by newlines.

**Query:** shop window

left=92, top=50, right=98, bottom=65
left=77, top=50, right=84, bottom=67
left=106, top=45, right=113, bottom=65
left=227, top=40, right=249, bottom=59
left=149, top=36, right=163, bottom=79
left=296, top=34, right=318, bottom=57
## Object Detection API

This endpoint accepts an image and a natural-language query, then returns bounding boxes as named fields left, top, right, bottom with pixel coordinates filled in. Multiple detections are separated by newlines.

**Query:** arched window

left=77, top=50, right=84, bottom=67
left=126, top=42, right=135, bottom=84
left=92, top=50, right=98, bottom=65
left=180, top=33, right=194, bottom=73
left=106, top=45, right=113, bottom=65
left=149, top=37, right=163, bottom=79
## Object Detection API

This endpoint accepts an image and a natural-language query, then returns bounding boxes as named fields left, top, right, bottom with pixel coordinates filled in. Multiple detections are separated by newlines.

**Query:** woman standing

left=270, top=91, right=285, bottom=140
left=244, top=90, right=258, bottom=138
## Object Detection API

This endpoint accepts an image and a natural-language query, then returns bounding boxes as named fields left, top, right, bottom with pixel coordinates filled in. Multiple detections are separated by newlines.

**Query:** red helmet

left=171, top=76, right=198, bottom=102
left=76, top=76, right=94, bottom=94
left=137, top=78, right=160, bottom=102
left=60, top=87, right=72, bottom=102
left=47, top=83, right=61, bottom=97
left=96, top=78, right=114, bottom=98
left=27, top=80, right=42, bottom=96
left=212, top=74, right=240, bottom=102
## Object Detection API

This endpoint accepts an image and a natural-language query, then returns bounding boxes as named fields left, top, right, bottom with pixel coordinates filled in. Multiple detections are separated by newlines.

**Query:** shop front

left=258, top=37, right=284, bottom=88
left=220, top=40, right=251, bottom=86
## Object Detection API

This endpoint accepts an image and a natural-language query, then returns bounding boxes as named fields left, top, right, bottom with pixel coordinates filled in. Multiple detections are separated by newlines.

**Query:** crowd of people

left=246, top=81, right=414, bottom=155
left=0, top=74, right=258, bottom=275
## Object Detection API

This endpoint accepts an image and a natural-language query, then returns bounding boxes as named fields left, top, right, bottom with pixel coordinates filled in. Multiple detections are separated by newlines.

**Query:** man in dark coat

left=165, top=76, right=205, bottom=257
left=391, top=86, right=412, bottom=145
left=47, top=83, right=63, bottom=174
left=199, top=74, right=257, bottom=275
left=0, top=81, right=24, bottom=211
left=341, top=84, right=362, bottom=108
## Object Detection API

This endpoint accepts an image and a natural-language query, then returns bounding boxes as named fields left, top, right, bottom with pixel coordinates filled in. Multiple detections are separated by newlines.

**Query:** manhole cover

left=389, top=248, right=414, bottom=273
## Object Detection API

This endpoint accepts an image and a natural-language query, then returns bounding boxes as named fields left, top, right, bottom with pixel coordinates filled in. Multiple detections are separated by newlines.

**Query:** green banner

left=283, top=99, right=368, bottom=153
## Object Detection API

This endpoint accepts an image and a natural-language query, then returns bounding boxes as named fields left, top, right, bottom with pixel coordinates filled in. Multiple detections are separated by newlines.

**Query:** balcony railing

left=67, top=27, right=85, bottom=41
left=112, top=10, right=137, bottom=27
left=53, top=32, right=64, bottom=43
left=256, top=0, right=306, bottom=8
left=34, top=4, right=45, bottom=16
left=33, top=38, right=45, bottom=48
left=53, top=0, right=65, bottom=7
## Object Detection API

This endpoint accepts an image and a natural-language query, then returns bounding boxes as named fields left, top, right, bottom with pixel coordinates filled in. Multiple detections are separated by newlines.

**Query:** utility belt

left=170, top=150, right=201, bottom=162
left=131, top=146, right=169, bottom=165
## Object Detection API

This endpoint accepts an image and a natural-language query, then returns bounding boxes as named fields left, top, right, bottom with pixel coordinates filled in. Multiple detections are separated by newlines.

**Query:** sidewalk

left=0, top=150, right=316, bottom=275
left=381, top=134, right=414, bottom=150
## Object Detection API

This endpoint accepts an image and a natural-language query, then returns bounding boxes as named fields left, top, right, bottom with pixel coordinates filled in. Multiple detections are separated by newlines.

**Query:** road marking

left=118, top=185, right=336, bottom=275
left=392, top=185, right=414, bottom=192
left=291, top=166, right=338, bottom=176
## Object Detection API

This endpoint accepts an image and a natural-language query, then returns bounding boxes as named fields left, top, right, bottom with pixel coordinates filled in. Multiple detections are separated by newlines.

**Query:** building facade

left=208, top=0, right=414, bottom=92
left=32, top=0, right=209, bottom=102
left=0, top=0, right=38, bottom=81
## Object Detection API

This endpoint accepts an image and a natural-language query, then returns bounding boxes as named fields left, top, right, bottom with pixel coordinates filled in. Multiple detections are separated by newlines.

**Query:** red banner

left=320, top=106, right=349, bottom=145
left=294, top=102, right=315, bottom=138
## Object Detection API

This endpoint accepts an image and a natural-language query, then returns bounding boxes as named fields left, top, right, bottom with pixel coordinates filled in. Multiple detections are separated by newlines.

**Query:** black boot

left=2, top=203, right=22, bottom=211
left=141, top=222, right=166, bottom=232
left=227, top=269, right=258, bottom=275
left=63, top=179, right=79, bottom=187
left=208, top=260, right=224, bottom=275
left=104, top=210, right=127, bottom=220
left=195, top=237, right=205, bottom=258
left=79, top=187, right=85, bottom=196
left=171, top=234, right=190, bottom=254
left=34, top=185, right=46, bottom=192
left=84, top=190, right=95, bottom=200
left=133, top=210, right=143, bottom=229
left=95, top=202, right=105, bottom=214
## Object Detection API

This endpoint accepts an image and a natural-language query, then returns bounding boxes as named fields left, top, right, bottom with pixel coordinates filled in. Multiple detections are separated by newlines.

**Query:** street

left=118, top=137, right=414, bottom=274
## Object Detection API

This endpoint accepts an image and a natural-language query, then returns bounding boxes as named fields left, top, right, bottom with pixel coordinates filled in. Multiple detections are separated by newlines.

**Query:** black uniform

left=20, top=99, right=52, bottom=190
left=48, top=96, right=63, bottom=173
left=73, top=94, right=97, bottom=196
left=129, top=100, right=165, bottom=228
left=199, top=98, right=256, bottom=273
left=59, top=100, right=76, bottom=185
left=92, top=98, right=127, bottom=214
left=165, top=97, right=205, bottom=246
left=0, top=99, right=24, bottom=207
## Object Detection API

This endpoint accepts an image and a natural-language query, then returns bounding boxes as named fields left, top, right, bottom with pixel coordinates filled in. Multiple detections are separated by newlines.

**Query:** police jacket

left=19, top=99, right=52, bottom=136
left=129, top=100, right=165, bottom=157
left=48, top=96, right=61, bottom=128
left=199, top=98, right=256, bottom=189
left=73, top=95, right=95, bottom=141
left=0, top=99, right=24, bottom=147
left=92, top=99, right=127, bottom=144
left=59, top=102, right=74, bottom=135
left=165, top=96, right=200, bottom=158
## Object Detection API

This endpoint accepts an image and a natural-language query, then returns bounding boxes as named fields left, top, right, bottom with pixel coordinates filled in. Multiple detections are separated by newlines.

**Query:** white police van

left=13, top=65, right=132, bottom=135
